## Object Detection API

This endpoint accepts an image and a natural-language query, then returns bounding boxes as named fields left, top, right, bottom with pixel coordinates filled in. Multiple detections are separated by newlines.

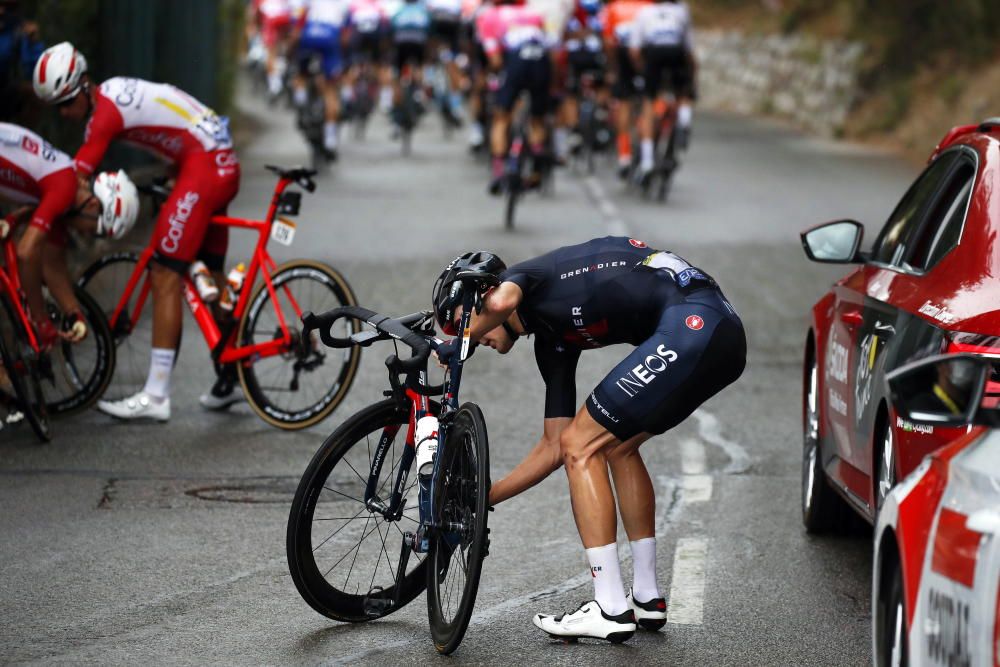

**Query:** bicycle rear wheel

left=427, top=403, right=490, bottom=655
left=0, top=295, right=49, bottom=441
left=287, top=398, right=433, bottom=621
left=43, top=286, right=115, bottom=415
left=237, top=260, right=361, bottom=430
left=77, top=252, right=153, bottom=402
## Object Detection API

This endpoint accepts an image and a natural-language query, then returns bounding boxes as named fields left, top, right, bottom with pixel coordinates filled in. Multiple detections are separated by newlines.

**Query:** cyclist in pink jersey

left=250, top=0, right=297, bottom=99
left=34, top=42, right=242, bottom=422
left=475, top=0, right=552, bottom=194
left=0, top=122, right=138, bottom=348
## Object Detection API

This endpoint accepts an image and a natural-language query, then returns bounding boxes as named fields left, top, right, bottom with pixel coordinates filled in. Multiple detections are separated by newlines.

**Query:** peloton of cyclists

left=33, top=41, right=243, bottom=422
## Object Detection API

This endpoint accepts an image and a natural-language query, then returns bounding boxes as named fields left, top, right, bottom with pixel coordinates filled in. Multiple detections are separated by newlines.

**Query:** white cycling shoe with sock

left=199, top=383, right=245, bottom=411
left=532, top=600, right=636, bottom=643
left=97, top=391, right=170, bottom=422
left=626, top=589, right=667, bottom=631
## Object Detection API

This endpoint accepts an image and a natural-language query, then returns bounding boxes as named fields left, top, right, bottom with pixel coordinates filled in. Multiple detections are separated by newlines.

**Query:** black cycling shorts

left=394, top=41, right=427, bottom=73
left=352, top=32, right=384, bottom=65
left=586, top=289, right=746, bottom=441
left=430, top=17, right=461, bottom=54
left=611, top=46, right=639, bottom=100
left=496, top=49, right=552, bottom=117
left=642, top=45, right=695, bottom=100
left=566, top=50, right=605, bottom=94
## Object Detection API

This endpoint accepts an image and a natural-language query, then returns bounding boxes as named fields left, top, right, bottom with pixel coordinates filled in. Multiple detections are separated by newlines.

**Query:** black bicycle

left=287, top=270, right=495, bottom=655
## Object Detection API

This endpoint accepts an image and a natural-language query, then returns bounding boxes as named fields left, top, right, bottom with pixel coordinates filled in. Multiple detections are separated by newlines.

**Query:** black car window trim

left=867, top=147, right=976, bottom=276
left=913, top=158, right=976, bottom=272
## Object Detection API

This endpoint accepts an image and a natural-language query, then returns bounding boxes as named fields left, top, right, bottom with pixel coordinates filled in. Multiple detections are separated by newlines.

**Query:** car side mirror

left=886, top=354, right=992, bottom=427
left=801, top=220, right=865, bottom=264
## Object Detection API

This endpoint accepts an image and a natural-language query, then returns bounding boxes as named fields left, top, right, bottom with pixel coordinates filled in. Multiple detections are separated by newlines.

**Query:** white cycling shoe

left=532, top=600, right=636, bottom=643
left=199, top=375, right=245, bottom=411
left=626, top=589, right=667, bottom=631
left=97, top=391, right=170, bottom=422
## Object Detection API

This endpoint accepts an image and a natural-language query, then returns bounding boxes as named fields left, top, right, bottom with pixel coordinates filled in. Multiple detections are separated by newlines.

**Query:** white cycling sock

left=554, top=127, right=569, bottom=159
left=640, top=139, right=654, bottom=170
left=324, top=122, right=338, bottom=150
left=143, top=348, right=175, bottom=400
left=292, top=86, right=308, bottom=107
left=678, top=104, right=693, bottom=129
left=630, top=537, right=660, bottom=602
left=586, top=543, right=628, bottom=615
left=268, top=74, right=283, bottom=96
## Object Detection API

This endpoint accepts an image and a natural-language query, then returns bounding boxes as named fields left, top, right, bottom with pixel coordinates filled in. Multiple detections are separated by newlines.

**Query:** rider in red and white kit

left=33, top=42, right=243, bottom=422
left=0, top=121, right=138, bottom=349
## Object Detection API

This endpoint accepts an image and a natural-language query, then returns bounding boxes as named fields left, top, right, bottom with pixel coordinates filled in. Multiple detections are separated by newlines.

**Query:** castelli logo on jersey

left=629, top=239, right=647, bottom=248
left=615, top=345, right=679, bottom=398
left=160, top=191, right=200, bottom=254
left=686, top=315, right=704, bottom=331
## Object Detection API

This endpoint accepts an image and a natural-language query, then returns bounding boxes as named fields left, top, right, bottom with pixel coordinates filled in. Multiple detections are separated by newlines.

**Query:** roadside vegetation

left=694, top=0, right=1000, bottom=159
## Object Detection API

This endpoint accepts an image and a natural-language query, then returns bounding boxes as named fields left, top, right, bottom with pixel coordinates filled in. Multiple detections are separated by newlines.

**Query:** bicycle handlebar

left=301, top=306, right=434, bottom=376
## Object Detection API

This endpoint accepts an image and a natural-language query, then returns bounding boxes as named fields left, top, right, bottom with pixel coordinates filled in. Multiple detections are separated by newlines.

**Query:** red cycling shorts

left=152, top=149, right=240, bottom=267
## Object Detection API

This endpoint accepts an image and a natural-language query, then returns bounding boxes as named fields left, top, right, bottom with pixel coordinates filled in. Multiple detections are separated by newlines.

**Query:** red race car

left=873, top=354, right=1000, bottom=667
left=801, top=118, right=1000, bottom=532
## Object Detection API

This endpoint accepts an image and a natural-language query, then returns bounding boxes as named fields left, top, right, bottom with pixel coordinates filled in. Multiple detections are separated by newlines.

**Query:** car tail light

left=944, top=332, right=1000, bottom=405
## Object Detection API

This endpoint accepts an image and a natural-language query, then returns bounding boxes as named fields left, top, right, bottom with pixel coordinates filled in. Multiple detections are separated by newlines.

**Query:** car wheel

left=802, top=350, right=846, bottom=533
left=875, top=557, right=908, bottom=667
left=876, top=420, right=896, bottom=516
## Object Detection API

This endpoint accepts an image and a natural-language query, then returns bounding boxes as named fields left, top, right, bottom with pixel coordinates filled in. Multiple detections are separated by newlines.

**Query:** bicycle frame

left=107, top=175, right=308, bottom=365
left=0, top=226, right=42, bottom=353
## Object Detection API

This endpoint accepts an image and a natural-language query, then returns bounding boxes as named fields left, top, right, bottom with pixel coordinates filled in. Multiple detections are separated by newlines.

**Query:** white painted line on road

left=667, top=537, right=708, bottom=626
left=680, top=438, right=706, bottom=475
left=681, top=474, right=713, bottom=503
left=581, top=174, right=629, bottom=236
left=692, top=409, right=751, bottom=474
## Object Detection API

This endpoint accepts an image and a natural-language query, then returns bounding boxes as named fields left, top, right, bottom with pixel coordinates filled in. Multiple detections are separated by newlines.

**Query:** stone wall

left=695, top=31, right=865, bottom=136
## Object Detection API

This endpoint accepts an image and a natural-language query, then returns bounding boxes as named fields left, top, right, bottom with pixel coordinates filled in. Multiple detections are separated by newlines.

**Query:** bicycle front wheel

left=0, top=295, right=49, bottom=441
left=43, top=286, right=116, bottom=415
left=287, top=398, right=433, bottom=621
left=237, top=260, right=361, bottom=430
left=427, top=403, right=491, bottom=655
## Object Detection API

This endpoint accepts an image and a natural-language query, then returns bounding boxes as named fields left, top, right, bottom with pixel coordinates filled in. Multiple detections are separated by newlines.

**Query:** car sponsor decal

left=854, top=332, right=883, bottom=420
left=897, top=416, right=934, bottom=435
left=685, top=315, right=704, bottom=331
left=897, top=458, right=950, bottom=627
left=925, top=581, right=973, bottom=667
left=919, top=300, right=959, bottom=325
left=931, top=508, right=982, bottom=588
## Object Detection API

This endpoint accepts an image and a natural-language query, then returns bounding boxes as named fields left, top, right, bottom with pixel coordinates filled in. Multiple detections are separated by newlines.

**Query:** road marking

left=667, top=537, right=708, bottom=625
left=581, top=174, right=629, bottom=235
left=680, top=438, right=706, bottom=474
left=681, top=474, right=712, bottom=503
left=692, top=409, right=751, bottom=474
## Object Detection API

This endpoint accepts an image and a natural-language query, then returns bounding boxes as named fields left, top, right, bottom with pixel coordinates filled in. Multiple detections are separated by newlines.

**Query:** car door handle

left=967, top=509, right=1000, bottom=536
left=840, top=310, right=864, bottom=327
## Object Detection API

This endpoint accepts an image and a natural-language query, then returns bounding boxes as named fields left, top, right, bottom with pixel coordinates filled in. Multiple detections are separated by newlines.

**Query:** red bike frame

left=109, top=174, right=307, bottom=364
left=0, top=222, right=42, bottom=353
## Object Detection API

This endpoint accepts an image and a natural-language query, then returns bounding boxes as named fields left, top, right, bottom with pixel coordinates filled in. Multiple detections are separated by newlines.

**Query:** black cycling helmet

left=432, top=251, right=506, bottom=335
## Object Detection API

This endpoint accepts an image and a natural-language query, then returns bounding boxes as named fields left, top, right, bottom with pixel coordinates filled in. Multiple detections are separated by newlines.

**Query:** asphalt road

left=0, top=85, right=917, bottom=666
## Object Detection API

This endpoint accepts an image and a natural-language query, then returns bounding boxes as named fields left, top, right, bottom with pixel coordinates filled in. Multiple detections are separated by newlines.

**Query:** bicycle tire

left=287, top=398, right=435, bottom=622
left=427, top=403, right=490, bottom=655
left=237, top=259, right=361, bottom=430
left=44, top=286, right=116, bottom=415
left=77, top=252, right=155, bottom=402
left=0, top=295, right=49, bottom=441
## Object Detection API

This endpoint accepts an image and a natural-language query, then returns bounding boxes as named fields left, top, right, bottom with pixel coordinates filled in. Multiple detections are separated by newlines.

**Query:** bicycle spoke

left=323, top=485, right=364, bottom=506
left=312, top=504, right=369, bottom=552
left=342, top=514, right=372, bottom=586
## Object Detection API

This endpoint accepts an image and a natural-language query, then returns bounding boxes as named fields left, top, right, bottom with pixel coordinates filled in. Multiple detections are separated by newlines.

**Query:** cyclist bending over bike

left=431, top=237, right=746, bottom=642
left=629, top=0, right=696, bottom=175
left=475, top=0, right=551, bottom=195
left=34, top=42, right=243, bottom=421
left=291, top=0, right=352, bottom=160
left=0, top=122, right=138, bottom=348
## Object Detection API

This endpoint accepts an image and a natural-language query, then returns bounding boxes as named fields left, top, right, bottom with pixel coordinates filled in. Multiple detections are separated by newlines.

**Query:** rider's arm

left=73, top=93, right=123, bottom=177
left=467, top=280, right=523, bottom=341
left=489, top=339, right=581, bottom=505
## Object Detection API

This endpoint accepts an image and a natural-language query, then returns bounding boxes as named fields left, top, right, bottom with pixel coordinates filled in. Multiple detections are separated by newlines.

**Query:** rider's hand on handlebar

left=434, top=338, right=476, bottom=367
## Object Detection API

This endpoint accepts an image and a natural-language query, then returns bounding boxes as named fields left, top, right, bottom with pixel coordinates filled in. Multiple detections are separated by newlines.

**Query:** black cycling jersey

left=500, top=236, right=739, bottom=433
left=501, top=235, right=716, bottom=349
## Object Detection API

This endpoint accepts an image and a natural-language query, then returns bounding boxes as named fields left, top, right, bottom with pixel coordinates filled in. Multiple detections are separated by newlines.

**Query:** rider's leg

left=638, top=97, right=655, bottom=173
left=319, top=73, right=341, bottom=153
left=559, top=407, right=629, bottom=614
left=15, top=226, right=49, bottom=335
left=468, top=68, right=486, bottom=148
left=554, top=96, right=572, bottom=162
left=39, top=236, right=82, bottom=319
left=607, top=437, right=661, bottom=603
left=146, top=261, right=182, bottom=402
left=490, top=107, right=511, bottom=186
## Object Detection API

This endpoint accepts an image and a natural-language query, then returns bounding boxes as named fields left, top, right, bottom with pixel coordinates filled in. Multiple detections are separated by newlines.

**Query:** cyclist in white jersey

left=34, top=42, right=242, bottom=421
left=629, top=0, right=696, bottom=173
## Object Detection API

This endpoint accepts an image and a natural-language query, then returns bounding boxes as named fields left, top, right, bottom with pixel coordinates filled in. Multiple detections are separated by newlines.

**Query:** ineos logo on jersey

left=616, top=345, right=678, bottom=397
left=559, top=260, right=626, bottom=280
left=161, top=191, right=200, bottom=254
